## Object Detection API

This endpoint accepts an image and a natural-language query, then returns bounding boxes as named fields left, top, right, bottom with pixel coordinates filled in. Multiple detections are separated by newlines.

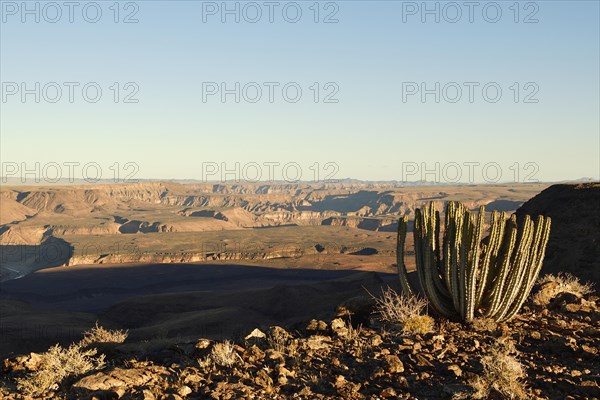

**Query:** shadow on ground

left=0, top=263, right=399, bottom=357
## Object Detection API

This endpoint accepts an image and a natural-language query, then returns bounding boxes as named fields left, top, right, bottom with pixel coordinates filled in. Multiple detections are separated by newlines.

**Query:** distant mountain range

left=1, top=177, right=597, bottom=186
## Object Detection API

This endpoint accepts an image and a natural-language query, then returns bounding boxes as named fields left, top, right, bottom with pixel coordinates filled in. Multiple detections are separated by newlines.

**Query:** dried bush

left=16, top=323, right=129, bottom=396
left=16, top=344, right=105, bottom=396
left=532, top=273, right=595, bottom=305
left=267, top=327, right=298, bottom=357
left=80, top=322, right=129, bottom=347
left=210, top=340, right=240, bottom=368
left=373, top=287, right=433, bottom=335
left=457, top=339, right=528, bottom=399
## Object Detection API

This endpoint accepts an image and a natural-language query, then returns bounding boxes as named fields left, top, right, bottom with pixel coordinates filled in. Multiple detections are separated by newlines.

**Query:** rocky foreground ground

left=1, top=280, right=599, bottom=400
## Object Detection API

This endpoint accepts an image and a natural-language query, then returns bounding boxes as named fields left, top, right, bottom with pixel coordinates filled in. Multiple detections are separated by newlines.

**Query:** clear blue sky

left=1, top=1, right=599, bottom=183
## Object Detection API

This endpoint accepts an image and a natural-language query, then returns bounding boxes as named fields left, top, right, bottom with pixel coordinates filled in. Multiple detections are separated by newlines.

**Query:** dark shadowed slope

left=0, top=263, right=396, bottom=356
left=516, top=183, right=600, bottom=284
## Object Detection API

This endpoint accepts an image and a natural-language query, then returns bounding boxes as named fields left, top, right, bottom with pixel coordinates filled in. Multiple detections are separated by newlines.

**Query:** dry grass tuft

left=80, top=321, right=129, bottom=347
left=373, top=287, right=433, bottom=335
left=344, top=321, right=363, bottom=342
left=402, top=314, right=435, bottom=335
left=210, top=340, right=241, bottom=368
left=457, top=339, right=528, bottom=399
left=532, top=273, right=595, bottom=305
left=267, top=327, right=299, bottom=357
left=16, top=343, right=106, bottom=396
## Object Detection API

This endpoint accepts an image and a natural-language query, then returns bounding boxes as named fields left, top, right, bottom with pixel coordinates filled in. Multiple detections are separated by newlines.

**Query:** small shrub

left=268, top=330, right=289, bottom=354
left=345, top=321, right=363, bottom=342
left=15, top=323, right=127, bottom=396
left=210, top=340, right=240, bottom=368
left=373, top=287, right=433, bottom=335
left=16, top=343, right=105, bottom=396
left=532, top=273, right=595, bottom=305
left=80, top=322, right=128, bottom=347
left=402, top=314, right=435, bottom=335
left=457, top=339, right=528, bottom=399
left=267, top=327, right=298, bottom=357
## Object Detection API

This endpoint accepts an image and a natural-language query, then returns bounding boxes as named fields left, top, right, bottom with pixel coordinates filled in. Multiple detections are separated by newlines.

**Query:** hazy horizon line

left=1, top=176, right=597, bottom=187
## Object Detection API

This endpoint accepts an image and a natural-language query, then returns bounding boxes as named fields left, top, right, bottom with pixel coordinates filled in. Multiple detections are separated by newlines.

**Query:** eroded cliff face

left=1, top=182, right=538, bottom=223
left=67, top=247, right=309, bottom=266
left=321, top=217, right=398, bottom=232
left=0, top=182, right=543, bottom=241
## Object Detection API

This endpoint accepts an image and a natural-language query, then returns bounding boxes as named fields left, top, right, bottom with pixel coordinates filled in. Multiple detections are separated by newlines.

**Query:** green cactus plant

left=396, top=201, right=551, bottom=322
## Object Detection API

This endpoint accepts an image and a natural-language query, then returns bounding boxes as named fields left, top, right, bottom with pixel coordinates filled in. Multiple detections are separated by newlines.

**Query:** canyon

left=0, top=181, right=546, bottom=281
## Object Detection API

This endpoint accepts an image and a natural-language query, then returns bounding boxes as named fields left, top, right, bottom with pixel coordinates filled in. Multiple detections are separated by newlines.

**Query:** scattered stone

left=334, top=375, right=361, bottom=397
left=2, top=287, right=598, bottom=400
left=245, top=328, right=266, bottom=340
left=415, top=353, right=434, bottom=368
left=89, top=390, right=119, bottom=400
left=370, top=367, right=385, bottom=380
left=306, top=319, right=328, bottom=332
left=3, top=352, right=43, bottom=373
left=182, top=371, right=203, bottom=385
left=277, top=365, right=295, bottom=379
left=255, top=369, right=273, bottom=389
left=534, top=281, right=562, bottom=305
left=73, top=366, right=169, bottom=391
left=305, top=335, right=331, bottom=351
left=243, top=345, right=266, bottom=363
left=398, top=376, right=409, bottom=388
left=447, top=364, right=462, bottom=377
left=371, top=335, right=383, bottom=347
left=549, top=292, right=582, bottom=312
left=581, top=380, right=599, bottom=387
left=331, top=318, right=349, bottom=337
left=383, top=355, right=404, bottom=374
left=581, top=344, right=598, bottom=355
left=380, top=387, right=397, bottom=398
left=412, top=342, right=422, bottom=353
left=297, top=386, right=313, bottom=396
left=278, top=374, right=288, bottom=385
left=582, top=327, right=600, bottom=337
left=178, top=385, right=192, bottom=397
left=470, top=318, right=498, bottom=332
left=195, top=339, right=211, bottom=350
